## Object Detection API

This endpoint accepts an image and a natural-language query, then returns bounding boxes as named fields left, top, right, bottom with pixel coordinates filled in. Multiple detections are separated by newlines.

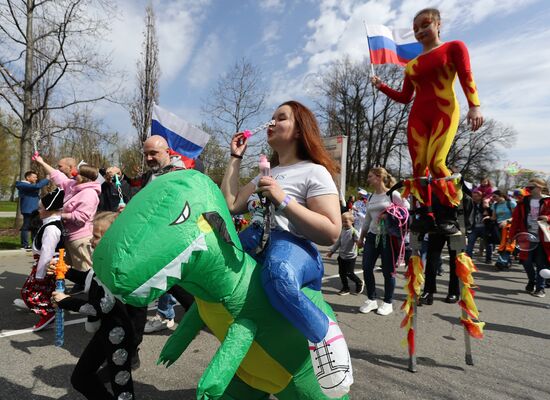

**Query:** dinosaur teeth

left=130, top=233, right=208, bottom=298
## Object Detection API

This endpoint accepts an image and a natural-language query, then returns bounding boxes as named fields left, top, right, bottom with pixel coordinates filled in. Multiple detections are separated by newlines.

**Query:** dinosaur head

left=92, top=169, right=244, bottom=307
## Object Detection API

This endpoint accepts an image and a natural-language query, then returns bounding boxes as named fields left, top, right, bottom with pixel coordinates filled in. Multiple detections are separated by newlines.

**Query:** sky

left=94, top=0, right=550, bottom=174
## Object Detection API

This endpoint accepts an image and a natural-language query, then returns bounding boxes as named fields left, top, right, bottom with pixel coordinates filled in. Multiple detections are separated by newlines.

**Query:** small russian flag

left=151, top=104, right=210, bottom=162
left=366, top=25, right=422, bottom=66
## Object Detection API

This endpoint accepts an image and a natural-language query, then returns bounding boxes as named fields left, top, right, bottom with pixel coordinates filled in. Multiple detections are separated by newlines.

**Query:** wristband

left=277, top=195, right=291, bottom=212
left=231, top=153, right=243, bottom=159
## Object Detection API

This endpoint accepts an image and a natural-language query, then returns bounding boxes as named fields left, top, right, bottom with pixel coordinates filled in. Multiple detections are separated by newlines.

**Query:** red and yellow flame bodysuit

left=379, top=40, right=480, bottom=207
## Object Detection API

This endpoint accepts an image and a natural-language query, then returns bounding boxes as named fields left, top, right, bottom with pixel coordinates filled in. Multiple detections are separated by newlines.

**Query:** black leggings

left=337, top=256, right=362, bottom=290
left=71, top=316, right=136, bottom=399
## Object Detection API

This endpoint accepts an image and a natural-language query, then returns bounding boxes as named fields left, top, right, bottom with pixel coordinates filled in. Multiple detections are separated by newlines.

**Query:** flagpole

left=363, top=21, right=375, bottom=77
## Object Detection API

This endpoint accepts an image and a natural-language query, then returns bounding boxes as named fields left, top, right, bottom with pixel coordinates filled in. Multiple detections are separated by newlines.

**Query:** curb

left=0, top=249, right=30, bottom=256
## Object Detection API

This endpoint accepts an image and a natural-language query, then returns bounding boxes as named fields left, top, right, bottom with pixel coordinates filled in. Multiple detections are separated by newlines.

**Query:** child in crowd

left=51, top=211, right=147, bottom=400
left=327, top=212, right=364, bottom=295
left=14, top=189, right=65, bottom=331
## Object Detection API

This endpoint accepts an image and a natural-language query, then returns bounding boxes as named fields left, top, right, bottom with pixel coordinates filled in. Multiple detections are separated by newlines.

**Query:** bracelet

left=231, top=153, right=243, bottom=159
left=277, top=195, right=292, bottom=212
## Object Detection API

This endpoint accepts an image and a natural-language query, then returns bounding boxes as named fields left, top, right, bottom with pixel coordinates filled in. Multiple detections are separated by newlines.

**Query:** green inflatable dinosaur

left=93, top=170, right=350, bottom=400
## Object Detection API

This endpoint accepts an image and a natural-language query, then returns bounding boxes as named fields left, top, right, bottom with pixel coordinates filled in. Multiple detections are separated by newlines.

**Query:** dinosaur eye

left=170, top=201, right=190, bottom=225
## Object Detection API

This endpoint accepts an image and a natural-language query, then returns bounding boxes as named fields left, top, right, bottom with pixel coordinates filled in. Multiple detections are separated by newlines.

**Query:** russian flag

left=367, top=25, right=422, bottom=66
left=151, top=104, right=210, bottom=162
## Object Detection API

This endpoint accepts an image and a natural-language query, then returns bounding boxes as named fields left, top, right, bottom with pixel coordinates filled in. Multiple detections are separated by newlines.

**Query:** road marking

left=1, top=305, right=160, bottom=339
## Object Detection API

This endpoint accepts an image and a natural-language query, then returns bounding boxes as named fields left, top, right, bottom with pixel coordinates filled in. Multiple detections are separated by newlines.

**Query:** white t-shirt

left=528, top=198, right=540, bottom=236
left=362, top=191, right=409, bottom=235
left=251, top=160, right=338, bottom=238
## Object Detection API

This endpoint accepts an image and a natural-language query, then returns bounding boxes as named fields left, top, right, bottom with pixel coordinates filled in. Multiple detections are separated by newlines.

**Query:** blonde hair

left=94, top=211, right=118, bottom=230
left=370, top=167, right=396, bottom=189
left=342, top=211, right=354, bottom=222
left=78, top=164, right=99, bottom=183
left=528, top=177, right=548, bottom=190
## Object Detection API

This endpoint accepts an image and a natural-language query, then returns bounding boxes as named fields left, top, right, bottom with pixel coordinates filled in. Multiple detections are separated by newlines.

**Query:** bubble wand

left=113, top=174, right=126, bottom=208
left=243, top=120, right=275, bottom=139
left=54, top=249, right=69, bottom=347
left=31, top=130, right=40, bottom=161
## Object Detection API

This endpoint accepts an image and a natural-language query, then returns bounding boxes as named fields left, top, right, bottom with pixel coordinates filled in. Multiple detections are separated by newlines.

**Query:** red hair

left=271, top=100, right=339, bottom=177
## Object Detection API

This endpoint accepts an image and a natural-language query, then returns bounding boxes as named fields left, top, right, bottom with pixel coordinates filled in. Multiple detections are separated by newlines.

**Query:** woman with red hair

left=222, top=100, right=352, bottom=397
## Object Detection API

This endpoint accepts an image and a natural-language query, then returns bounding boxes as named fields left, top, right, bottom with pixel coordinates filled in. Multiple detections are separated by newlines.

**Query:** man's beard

left=147, top=160, right=161, bottom=171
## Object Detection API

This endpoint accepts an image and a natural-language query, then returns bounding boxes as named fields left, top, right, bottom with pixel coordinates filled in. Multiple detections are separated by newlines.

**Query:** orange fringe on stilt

left=400, top=255, right=424, bottom=356
left=456, top=252, right=485, bottom=339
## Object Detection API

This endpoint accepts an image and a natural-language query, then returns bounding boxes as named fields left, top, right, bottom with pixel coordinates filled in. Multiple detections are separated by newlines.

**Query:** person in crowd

left=56, top=157, right=78, bottom=179
left=33, top=156, right=100, bottom=295
left=357, top=167, right=410, bottom=316
left=371, top=7, right=483, bottom=234
left=491, top=189, right=516, bottom=228
left=98, top=166, right=132, bottom=212
left=466, top=189, right=493, bottom=261
left=14, top=189, right=64, bottom=330
left=15, top=170, right=50, bottom=249
left=51, top=212, right=146, bottom=400
left=221, top=100, right=352, bottom=397
left=346, top=195, right=356, bottom=211
left=352, top=191, right=369, bottom=233
left=509, top=178, right=550, bottom=297
left=475, top=177, right=495, bottom=200
left=327, top=212, right=364, bottom=296
left=130, top=135, right=194, bottom=334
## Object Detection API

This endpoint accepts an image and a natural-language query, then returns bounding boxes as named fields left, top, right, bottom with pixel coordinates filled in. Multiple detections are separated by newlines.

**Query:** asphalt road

left=1, top=248, right=549, bottom=399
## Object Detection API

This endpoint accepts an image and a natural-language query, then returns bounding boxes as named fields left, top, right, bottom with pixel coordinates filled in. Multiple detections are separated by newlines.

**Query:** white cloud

left=262, top=22, right=281, bottom=43
left=287, top=55, right=303, bottom=69
left=259, top=0, right=285, bottom=12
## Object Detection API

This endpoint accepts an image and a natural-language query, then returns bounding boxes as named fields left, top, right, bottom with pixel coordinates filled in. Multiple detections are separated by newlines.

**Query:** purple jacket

left=50, top=170, right=101, bottom=241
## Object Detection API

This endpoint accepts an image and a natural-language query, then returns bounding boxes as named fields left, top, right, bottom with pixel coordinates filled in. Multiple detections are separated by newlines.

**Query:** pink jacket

left=51, top=170, right=101, bottom=241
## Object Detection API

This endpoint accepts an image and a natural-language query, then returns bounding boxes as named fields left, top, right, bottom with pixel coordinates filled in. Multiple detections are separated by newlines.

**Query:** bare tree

left=202, top=58, right=266, bottom=168
left=446, top=116, right=517, bottom=182
left=0, top=0, right=117, bottom=181
left=315, top=58, right=411, bottom=187
left=129, top=3, right=160, bottom=169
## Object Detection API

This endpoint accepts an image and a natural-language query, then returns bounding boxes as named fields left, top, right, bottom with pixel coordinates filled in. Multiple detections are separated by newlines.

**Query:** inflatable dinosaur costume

left=93, top=170, right=351, bottom=399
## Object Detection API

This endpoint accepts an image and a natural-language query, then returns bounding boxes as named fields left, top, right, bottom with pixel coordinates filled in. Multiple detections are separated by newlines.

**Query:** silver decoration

left=95, top=276, right=116, bottom=313
left=114, top=370, right=131, bottom=386
left=100, top=294, right=115, bottom=313
left=112, top=348, right=128, bottom=366
left=109, top=326, right=125, bottom=345
left=118, top=393, right=133, bottom=400
left=78, top=303, right=97, bottom=316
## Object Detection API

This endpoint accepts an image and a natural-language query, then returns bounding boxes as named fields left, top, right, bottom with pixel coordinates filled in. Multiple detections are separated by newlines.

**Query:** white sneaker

left=359, top=299, right=378, bottom=314
left=376, top=302, right=393, bottom=316
left=308, top=320, right=353, bottom=398
left=13, top=298, right=29, bottom=311
left=144, top=314, right=175, bottom=333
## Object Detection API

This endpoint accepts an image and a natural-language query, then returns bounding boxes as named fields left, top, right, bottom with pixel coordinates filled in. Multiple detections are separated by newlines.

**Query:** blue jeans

left=156, top=293, right=176, bottom=320
left=522, top=243, right=548, bottom=291
left=257, top=230, right=328, bottom=343
left=362, top=232, right=399, bottom=303
left=20, top=213, right=32, bottom=248
left=466, top=226, right=492, bottom=261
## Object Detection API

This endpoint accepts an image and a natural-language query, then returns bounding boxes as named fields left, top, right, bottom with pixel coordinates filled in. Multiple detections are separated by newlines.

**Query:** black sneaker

left=525, top=282, right=535, bottom=293
left=355, top=281, right=365, bottom=294
left=337, top=289, right=350, bottom=296
left=532, top=289, right=545, bottom=298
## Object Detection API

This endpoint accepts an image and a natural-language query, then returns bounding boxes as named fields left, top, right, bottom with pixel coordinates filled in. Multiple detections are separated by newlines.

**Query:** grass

left=0, top=201, right=17, bottom=212
left=0, top=235, right=20, bottom=250
left=0, top=217, right=19, bottom=250
left=0, top=217, right=15, bottom=229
